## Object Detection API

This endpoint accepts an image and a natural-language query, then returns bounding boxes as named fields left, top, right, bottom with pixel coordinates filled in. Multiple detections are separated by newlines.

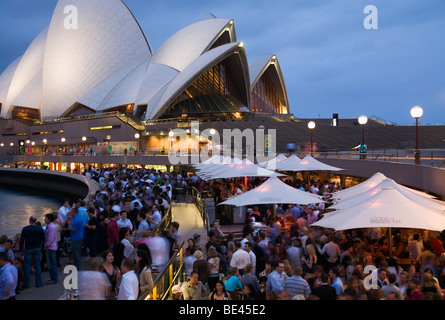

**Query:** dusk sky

left=1, top=0, right=444, bottom=125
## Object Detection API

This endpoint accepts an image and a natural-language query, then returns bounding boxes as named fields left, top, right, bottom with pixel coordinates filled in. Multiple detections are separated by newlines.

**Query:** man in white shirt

left=316, top=234, right=341, bottom=269
left=408, top=234, right=424, bottom=260
left=147, top=205, right=162, bottom=230
left=117, top=211, right=133, bottom=231
left=230, top=242, right=251, bottom=275
left=241, top=232, right=253, bottom=251
left=58, top=200, right=71, bottom=222
left=118, top=258, right=139, bottom=300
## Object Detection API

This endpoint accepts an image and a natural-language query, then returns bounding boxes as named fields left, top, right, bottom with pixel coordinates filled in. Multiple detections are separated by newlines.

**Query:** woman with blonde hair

left=207, top=246, right=220, bottom=291
left=302, top=244, right=317, bottom=273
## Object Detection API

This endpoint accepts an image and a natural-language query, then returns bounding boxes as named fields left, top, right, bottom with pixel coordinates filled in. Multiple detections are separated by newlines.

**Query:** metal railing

left=186, top=186, right=209, bottom=233
left=138, top=186, right=208, bottom=300
left=294, top=150, right=445, bottom=168
left=138, top=242, right=185, bottom=301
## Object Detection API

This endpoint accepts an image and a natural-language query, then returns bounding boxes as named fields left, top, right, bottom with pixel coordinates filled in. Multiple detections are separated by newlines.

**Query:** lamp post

left=358, top=115, right=368, bottom=159
left=168, top=130, right=174, bottom=151
left=106, top=135, right=111, bottom=156
left=134, top=133, right=140, bottom=155
left=307, top=121, right=316, bottom=156
left=410, top=106, right=423, bottom=165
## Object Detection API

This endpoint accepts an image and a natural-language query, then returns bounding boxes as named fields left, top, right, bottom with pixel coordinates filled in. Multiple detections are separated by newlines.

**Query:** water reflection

left=0, top=188, right=60, bottom=238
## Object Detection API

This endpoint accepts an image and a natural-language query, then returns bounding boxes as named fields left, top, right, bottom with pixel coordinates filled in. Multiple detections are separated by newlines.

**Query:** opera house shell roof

left=0, top=0, right=289, bottom=122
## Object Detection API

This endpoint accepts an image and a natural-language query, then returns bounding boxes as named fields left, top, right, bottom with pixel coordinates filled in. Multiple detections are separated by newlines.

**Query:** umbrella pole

left=388, top=227, right=393, bottom=258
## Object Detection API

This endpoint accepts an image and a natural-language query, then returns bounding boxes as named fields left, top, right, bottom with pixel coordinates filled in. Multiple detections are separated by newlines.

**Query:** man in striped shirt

left=284, top=266, right=311, bottom=299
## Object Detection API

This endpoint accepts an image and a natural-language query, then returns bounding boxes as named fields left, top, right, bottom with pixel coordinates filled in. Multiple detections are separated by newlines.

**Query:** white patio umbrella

left=274, top=154, right=302, bottom=171
left=331, top=172, right=388, bottom=201
left=218, top=177, right=324, bottom=207
left=312, top=187, right=445, bottom=257
left=193, top=155, right=242, bottom=170
left=329, top=178, right=445, bottom=211
left=281, top=155, right=345, bottom=172
left=198, top=160, right=286, bottom=180
left=331, top=172, right=437, bottom=201
left=258, top=153, right=289, bottom=170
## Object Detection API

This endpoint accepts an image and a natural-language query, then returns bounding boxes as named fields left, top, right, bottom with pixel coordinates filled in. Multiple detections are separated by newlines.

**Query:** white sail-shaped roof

left=135, top=17, right=236, bottom=110
left=98, top=60, right=149, bottom=111
left=2, top=28, right=47, bottom=116
left=249, top=55, right=289, bottom=114
left=135, top=63, right=180, bottom=108
left=144, top=42, right=250, bottom=120
left=149, top=18, right=236, bottom=73
left=41, top=0, right=152, bottom=118
left=0, top=1, right=288, bottom=121
left=0, top=56, right=21, bottom=109
left=8, top=70, right=43, bottom=112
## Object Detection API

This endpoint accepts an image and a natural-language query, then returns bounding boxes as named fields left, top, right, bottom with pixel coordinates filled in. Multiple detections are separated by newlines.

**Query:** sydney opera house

left=0, top=1, right=289, bottom=122
left=0, top=0, right=295, bottom=171
left=0, top=0, right=444, bottom=173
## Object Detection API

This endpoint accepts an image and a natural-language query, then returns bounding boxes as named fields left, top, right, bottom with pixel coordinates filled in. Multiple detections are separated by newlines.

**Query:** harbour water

left=0, top=187, right=60, bottom=238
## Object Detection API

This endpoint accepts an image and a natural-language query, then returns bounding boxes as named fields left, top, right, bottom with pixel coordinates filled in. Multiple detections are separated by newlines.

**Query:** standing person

left=19, top=215, right=45, bottom=288
left=381, top=273, right=403, bottom=300
left=169, top=222, right=182, bottom=251
left=230, top=242, right=251, bottom=276
left=61, top=211, right=74, bottom=265
left=328, top=267, right=344, bottom=296
left=119, top=227, right=135, bottom=260
left=207, top=246, right=220, bottom=292
left=78, top=257, right=111, bottom=300
left=284, top=266, right=311, bottom=299
left=316, top=234, right=341, bottom=271
left=312, top=272, right=337, bottom=300
left=136, top=211, right=149, bottom=241
left=85, top=208, right=98, bottom=257
left=44, top=213, right=59, bottom=285
left=209, top=280, right=230, bottom=300
left=69, top=208, right=85, bottom=270
left=192, top=250, right=208, bottom=286
left=241, top=264, right=261, bottom=298
left=117, top=211, right=133, bottom=231
left=99, top=250, right=121, bottom=298
left=135, top=250, right=154, bottom=296
left=224, top=267, right=243, bottom=293
left=252, top=235, right=266, bottom=278
left=408, top=234, right=424, bottom=260
left=58, top=200, right=71, bottom=223
left=244, top=242, right=256, bottom=274
left=266, top=260, right=287, bottom=295
left=107, top=211, right=120, bottom=248
left=117, top=258, right=139, bottom=300
left=147, top=205, right=162, bottom=230
left=182, top=271, right=207, bottom=300
left=0, top=253, right=18, bottom=300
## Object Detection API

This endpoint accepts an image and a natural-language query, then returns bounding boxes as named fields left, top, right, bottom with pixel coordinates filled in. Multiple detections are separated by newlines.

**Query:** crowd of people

left=2, top=167, right=445, bottom=301
left=177, top=178, right=445, bottom=301
left=0, top=167, right=188, bottom=300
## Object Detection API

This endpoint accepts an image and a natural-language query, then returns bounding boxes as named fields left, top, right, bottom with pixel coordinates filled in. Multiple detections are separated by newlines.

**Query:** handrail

left=138, top=187, right=209, bottom=300
left=139, top=241, right=185, bottom=300
left=186, top=186, right=209, bottom=233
